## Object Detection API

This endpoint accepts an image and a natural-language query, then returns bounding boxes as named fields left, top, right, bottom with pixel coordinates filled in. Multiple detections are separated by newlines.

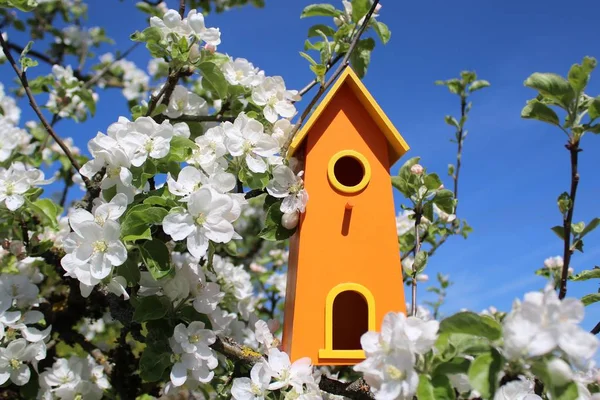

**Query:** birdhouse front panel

left=282, top=70, right=407, bottom=366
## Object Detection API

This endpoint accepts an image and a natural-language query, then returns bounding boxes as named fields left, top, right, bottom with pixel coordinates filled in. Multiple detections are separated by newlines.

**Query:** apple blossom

left=224, top=113, right=279, bottom=173
left=251, top=76, right=300, bottom=123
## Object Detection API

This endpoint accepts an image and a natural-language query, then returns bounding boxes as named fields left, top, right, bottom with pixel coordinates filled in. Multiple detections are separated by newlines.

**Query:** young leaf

left=581, top=293, right=600, bottom=306
left=300, top=4, right=340, bottom=18
left=139, top=239, right=172, bottom=280
left=468, top=349, right=503, bottom=398
left=439, top=312, right=502, bottom=340
left=308, top=24, right=336, bottom=37
left=121, top=205, right=168, bottom=241
left=351, top=0, right=370, bottom=23
left=299, top=51, right=318, bottom=66
left=524, top=72, right=574, bottom=101
left=259, top=201, right=296, bottom=241
left=469, top=80, right=490, bottom=92
left=350, top=37, right=375, bottom=78
left=570, top=267, right=600, bottom=282
left=521, top=99, right=560, bottom=126
left=372, top=21, right=391, bottom=44
left=580, top=217, right=600, bottom=239
left=197, top=62, right=229, bottom=99
left=589, top=96, right=600, bottom=120
left=567, top=56, right=597, bottom=93
left=133, top=295, right=171, bottom=323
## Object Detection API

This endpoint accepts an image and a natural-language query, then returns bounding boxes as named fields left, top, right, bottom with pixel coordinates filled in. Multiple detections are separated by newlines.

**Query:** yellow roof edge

left=287, top=66, right=410, bottom=165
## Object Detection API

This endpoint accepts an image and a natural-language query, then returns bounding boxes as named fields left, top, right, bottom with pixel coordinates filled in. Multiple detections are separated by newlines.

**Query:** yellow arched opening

left=319, top=283, right=376, bottom=360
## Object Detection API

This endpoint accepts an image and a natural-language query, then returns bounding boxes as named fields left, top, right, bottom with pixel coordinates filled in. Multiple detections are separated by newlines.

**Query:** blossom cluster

left=0, top=258, right=50, bottom=387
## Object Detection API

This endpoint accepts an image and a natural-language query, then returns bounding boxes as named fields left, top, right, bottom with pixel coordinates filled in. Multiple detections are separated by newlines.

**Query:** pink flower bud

left=410, top=164, right=424, bottom=175
left=250, top=263, right=267, bottom=273
left=204, top=43, right=216, bottom=54
left=281, top=211, right=299, bottom=230
left=268, top=319, right=281, bottom=333
left=374, top=3, right=382, bottom=13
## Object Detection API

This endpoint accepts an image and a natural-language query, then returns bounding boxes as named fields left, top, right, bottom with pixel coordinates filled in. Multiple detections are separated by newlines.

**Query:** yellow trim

left=319, top=283, right=375, bottom=360
left=287, top=67, right=410, bottom=166
left=327, top=150, right=371, bottom=194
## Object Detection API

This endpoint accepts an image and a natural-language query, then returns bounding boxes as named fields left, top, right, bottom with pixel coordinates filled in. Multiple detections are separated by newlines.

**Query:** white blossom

left=266, top=348, right=314, bottom=392
left=169, top=321, right=218, bottom=387
left=503, top=284, right=599, bottom=365
left=163, top=187, right=237, bottom=259
left=493, top=379, right=541, bottom=400
left=0, top=339, right=38, bottom=386
left=222, top=58, right=264, bottom=87
left=0, top=163, right=50, bottom=211
left=252, top=77, right=300, bottom=123
left=163, top=85, right=208, bottom=118
left=224, top=113, right=279, bottom=173
left=267, top=165, right=308, bottom=214
left=231, top=360, right=272, bottom=400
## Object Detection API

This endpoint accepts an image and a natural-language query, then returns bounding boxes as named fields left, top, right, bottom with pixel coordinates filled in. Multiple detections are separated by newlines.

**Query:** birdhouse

left=282, top=67, right=410, bottom=366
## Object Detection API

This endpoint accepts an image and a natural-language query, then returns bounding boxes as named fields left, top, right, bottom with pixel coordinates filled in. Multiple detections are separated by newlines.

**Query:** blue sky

left=3, top=0, right=600, bottom=329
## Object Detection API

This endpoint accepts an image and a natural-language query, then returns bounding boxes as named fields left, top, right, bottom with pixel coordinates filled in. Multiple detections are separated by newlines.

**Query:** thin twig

left=591, top=321, right=600, bottom=335
left=282, top=0, right=381, bottom=154
left=453, top=96, right=467, bottom=214
left=170, top=114, right=236, bottom=123
left=559, top=140, right=581, bottom=299
left=178, top=0, right=186, bottom=17
left=0, top=33, right=90, bottom=188
left=411, top=211, right=423, bottom=316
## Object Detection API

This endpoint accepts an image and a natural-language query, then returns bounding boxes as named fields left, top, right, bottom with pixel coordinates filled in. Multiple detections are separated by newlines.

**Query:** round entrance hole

left=327, top=150, right=371, bottom=193
left=334, top=156, right=364, bottom=187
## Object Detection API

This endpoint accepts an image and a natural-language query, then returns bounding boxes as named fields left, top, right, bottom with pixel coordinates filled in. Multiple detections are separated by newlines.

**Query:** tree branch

left=559, top=141, right=581, bottom=299
left=5, top=40, right=58, bottom=65
left=282, top=0, right=381, bottom=154
left=210, top=336, right=375, bottom=398
left=170, top=114, right=235, bottom=123
left=0, top=32, right=91, bottom=189
left=179, top=0, right=186, bottom=18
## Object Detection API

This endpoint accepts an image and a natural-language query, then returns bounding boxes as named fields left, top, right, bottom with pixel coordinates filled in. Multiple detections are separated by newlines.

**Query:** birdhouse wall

left=283, top=82, right=406, bottom=365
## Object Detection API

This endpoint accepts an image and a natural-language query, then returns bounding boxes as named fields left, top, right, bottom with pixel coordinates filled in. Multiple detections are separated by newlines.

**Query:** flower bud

left=547, top=358, right=573, bottom=386
left=410, top=164, right=424, bottom=175
left=374, top=3, right=383, bottom=13
left=250, top=263, right=267, bottom=273
left=281, top=211, right=299, bottom=230
left=189, top=43, right=201, bottom=62
left=416, top=273, right=429, bottom=282
left=204, top=43, right=216, bottom=54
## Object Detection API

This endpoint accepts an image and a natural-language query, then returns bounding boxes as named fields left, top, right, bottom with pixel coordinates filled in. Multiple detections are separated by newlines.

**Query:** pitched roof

left=287, top=67, right=410, bottom=166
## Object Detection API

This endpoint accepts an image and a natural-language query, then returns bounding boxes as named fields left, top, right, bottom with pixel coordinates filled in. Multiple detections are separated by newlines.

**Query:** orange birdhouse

left=281, top=67, right=410, bottom=366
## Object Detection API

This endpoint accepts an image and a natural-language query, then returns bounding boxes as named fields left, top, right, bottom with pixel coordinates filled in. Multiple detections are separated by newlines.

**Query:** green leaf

left=31, top=199, right=61, bottom=229
left=468, top=349, right=503, bottom=398
left=439, top=311, right=502, bottom=340
left=568, top=56, right=597, bottom=93
left=139, top=239, right=172, bottom=280
left=433, top=189, right=454, bottom=214
left=581, top=293, right=600, bottom=306
left=299, top=51, right=318, bottom=66
left=572, top=221, right=585, bottom=234
left=589, top=97, right=600, bottom=120
left=19, top=41, right=38, bottom=71
left=349, top=38, right=375, bottom=78
left=259, top=201, right=296, bottom=241
left=351, top=0, right=370, bottom=23
left=558, top=192, right=572, bottom=214
left=133, top=295, right=171, bottom=323
left=139, top=346, right=171, bottom=382
left=197, top=62, right=229, bottom=99
left=77, top=88, right=96, bottom=117
left=470, top=80, right=490, bottom=92
left=308, top=24, right=336, bottom=37
left=551, top=225, right=565, bottom=240
left=130, top=26, right=163, bottom=43
left=444, top=116, right=459, bottom=129
left=571, top=267, right=600, bottom=282
left=116, top=252, right=141, bottom=286
left=580, top=217, right=600, bottom=239
left=417, top=374, right=456, bottom=400
left=300, top=4, right=340, bottom=18
left=121, top=205, right=168, bottom=241
left=168, top=136, right=196, bottom=163
left=524, top=72, right=574, bottom=105
left=372, top=21, right=391, bottom=44
left=424, top=173, right=442, bottom=191
left=413, top=251, right=428, bottom=272
left=521, top=99, right=560, bottom=126
left=434, top=358, right=471, bottom=376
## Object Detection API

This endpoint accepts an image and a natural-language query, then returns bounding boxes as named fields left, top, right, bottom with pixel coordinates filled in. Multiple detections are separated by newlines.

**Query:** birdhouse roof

left=287, top=67, right=409, bottom=166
